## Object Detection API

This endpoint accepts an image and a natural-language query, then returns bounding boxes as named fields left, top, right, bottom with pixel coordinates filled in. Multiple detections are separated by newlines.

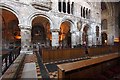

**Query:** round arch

left=81, top=23, right=90, bottom=32
left=30, top=13, right=53, bottom=48
left=2, top=7, right=21, bottom=49
left=28, top=12, right=53, bottom=28
left=81, top=23, right=90, bottom=45
left=105, top=2, right=115, bottom=16
left=101, top=2, right=115, bottom=18
left=59, top=18, right=76, bottom=48
left=59, top=20, right=72, bottom=48
left=0, top=3, right=20, bottom=23
left=60, top=18, right=76, bottom=33
left=101, top=32, right=108, bottom=45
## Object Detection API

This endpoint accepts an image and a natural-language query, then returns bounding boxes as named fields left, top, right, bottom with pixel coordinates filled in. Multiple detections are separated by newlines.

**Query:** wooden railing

left=41, top=45, right=120, bottom=63
left=1, top=47, right=21, bottom=74
left=57, top=53, right=120, bottom=79
left=1, top=53, right=25, bottom=79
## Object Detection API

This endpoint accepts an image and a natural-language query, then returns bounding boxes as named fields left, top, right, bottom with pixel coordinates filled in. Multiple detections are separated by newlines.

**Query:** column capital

left=19, top=24, right=32, bottom=30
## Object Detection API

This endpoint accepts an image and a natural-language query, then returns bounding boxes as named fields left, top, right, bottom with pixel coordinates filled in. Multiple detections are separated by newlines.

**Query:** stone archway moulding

left=60, top=18, right=76, bottom=33
left=28, top=12, right=53, bottom=29
left=0, top=3, right=20, bottom=23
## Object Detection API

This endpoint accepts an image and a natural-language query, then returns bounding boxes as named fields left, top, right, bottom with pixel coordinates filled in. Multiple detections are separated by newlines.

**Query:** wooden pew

left=110, top=45, right=119, bottom=53
left=42, top=45, right=120, bottom=63
left=42, top=48, right=85, bottom=63
left=88, top=46, right=110, bottom=57
left=1, top=53, right=25, bottom=80
left=57, top=53, right=120, bottom=80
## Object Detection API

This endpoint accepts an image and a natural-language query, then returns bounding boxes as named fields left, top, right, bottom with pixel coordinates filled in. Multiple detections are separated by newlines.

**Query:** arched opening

left=32, top=16, right=51, bottom=48
left=81, top=6, right=83, bottom=17
left=83, top=7, right=85, bottom=18
left=96, top=26, right=99, bottom=37
left=82, top=25, right=89, bottom=46
left=2, top=9, right=20, bottom=49
left=63, top=0, right=66, bottom=13
left=59, top=21, right=71, bottom=48
left=58, top=0, right=61, bottom=12
left=88, top=9, right=91, bottom=19
left=86, top=8, right=88, bottom=19
left=96, top=26, right=100, bottom=45
left=101, top=32, right=108, bottom=45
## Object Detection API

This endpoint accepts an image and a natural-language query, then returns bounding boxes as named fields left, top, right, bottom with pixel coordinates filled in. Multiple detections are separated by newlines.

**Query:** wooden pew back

left=57, top=53, right=120, bottom=79
left=42, top=48, right=85, bottom=63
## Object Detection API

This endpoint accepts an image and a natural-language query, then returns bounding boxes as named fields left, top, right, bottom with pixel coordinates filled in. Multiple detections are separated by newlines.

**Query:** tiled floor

left=36, top=62, right=42, bottom=79
left=49, top=71, right=58, bottom=79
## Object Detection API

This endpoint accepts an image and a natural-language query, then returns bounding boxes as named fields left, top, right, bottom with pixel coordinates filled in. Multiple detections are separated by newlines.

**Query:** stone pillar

left=88, top=35, right=93, bottom=46
left=19, top=25, right=33, bottom=54
left=79, top=6, right=81, bottom=17
left=79, top=31, right=82, bottom=45
left=51, top=29, right=59, bottom=48
left=81, top=31, right=84, bottom=45
left=66, top=0, right=68, bottom=14
left=71, top=32, right=76, bottom=48
left=70, top=1, right=72, bottom=14
left=61, top=0, right=63, bottom=13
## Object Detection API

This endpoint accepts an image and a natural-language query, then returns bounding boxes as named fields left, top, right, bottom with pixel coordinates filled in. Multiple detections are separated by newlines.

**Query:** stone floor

left=16, top=51, right=120, bottom=80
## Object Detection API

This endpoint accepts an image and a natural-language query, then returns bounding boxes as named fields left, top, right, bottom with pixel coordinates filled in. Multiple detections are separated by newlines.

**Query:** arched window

left=86, top=8, right=88, bottom=19
left=83, top=7, right=85, bottom=18
left=96, top=26, right=99, bottom=37
left=58, top=0, right=61, bottom=12
left=63, top=0, right=66, bottom=13
left=71, top=2, right=74, bottom=14
left=81, top=6, right=83, bottom=17
left=58, top=0, right=74, bottom=14
left=82, top=25, right=89, bottom=45
left=101, top=32, right=107, bottom=45
left=67, top=1, right=70, bottom=14
left=88, top=9, right=91, bottom=19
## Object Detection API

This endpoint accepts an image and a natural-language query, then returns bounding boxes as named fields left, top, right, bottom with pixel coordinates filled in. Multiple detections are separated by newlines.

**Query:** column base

left=20, top=50, right=33, bottom=54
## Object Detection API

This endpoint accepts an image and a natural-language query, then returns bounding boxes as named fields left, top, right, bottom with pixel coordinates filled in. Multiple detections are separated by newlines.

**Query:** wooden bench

left=42, top=48, right=85, bottom=63
left=42, top=45, right=120, bottom=63
left=57, top=53, right=120, bottom=79
left=88, top=46, right=110, bottom=57
left=1, top=53, right=25, bottom=80
left=110, top=46, right=119, bottom=53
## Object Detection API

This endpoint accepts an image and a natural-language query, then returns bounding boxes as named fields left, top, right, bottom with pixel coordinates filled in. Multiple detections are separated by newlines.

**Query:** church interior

left=0, top=0, right=120, bottom=80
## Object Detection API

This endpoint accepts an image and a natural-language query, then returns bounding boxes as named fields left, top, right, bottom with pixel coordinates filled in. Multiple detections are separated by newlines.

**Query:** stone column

left=79, top=31, right=82, bottom=45
left=70, top=1, right=72, bottom=14
left=71, top=32, right=76, bottom=48
left=19, top=25, right=33, bottom=54
left=88, top=35, right=93, bottom=46
left=61, top=0, right=63, bottom=13
left=79, top=5, right=81, bottom=17
left=66, top=0, right=68, bottom=14
left=51, top=29, right=59, bottom=48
